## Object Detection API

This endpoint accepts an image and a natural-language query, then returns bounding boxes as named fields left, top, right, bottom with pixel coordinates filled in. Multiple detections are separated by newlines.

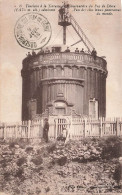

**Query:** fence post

left=70, top=116, right=73, bottom=139
left=55, top=120, right=57, bottom=139
left=49, top=116, right=55, bottom=140
left=66, top=116, right=72, bottom=141
left=116, top=118, right=119, bottom=136
left=15, top=123, right=18, bottom=139
left=99, top=118, right=103, bottom=137
left=3, top=123, right=7, bottom=139
left=84, top=118, right=86, bottom=138
left=28, top=120, right=31, bottom=139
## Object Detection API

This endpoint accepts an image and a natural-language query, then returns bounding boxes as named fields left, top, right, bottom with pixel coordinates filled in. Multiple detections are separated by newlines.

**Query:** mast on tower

left=58, top=2, right=71, bottom=45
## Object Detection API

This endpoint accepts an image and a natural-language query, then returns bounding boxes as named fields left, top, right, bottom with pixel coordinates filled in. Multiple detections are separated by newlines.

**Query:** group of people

left=26, top=47, right=57, bottom=58
left=65, top=47, right=97, bottom=56
left=26, top=50, right=36, bottom=57
left=59, top=3, right=70, bottom=23
left=26, top=47, right=86, bottom=57
left=43, top=118, right=68, bottom=143
left=65, top=47, right=85, bottom=53
left=75, top=48, right=85, bottom=53
left=26, top=48, right=50, bottom=58
left=26, top=47, right=97, bottom=60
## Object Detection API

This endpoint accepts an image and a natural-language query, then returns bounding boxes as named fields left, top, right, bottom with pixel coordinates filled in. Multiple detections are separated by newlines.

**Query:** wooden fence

left=70, top=117, right=122, bottom=140
left=0, top=119, right=43, bottom=140
left=0, top=117, right=122, bottom=140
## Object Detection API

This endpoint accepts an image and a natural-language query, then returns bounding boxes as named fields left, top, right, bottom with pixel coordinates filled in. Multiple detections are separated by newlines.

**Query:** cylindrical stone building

left=21, top=48, right=107, bottom=120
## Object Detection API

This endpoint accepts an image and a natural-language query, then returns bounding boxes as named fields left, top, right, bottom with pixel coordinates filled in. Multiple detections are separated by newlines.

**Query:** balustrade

left=23, top=52, right=107, bottom=72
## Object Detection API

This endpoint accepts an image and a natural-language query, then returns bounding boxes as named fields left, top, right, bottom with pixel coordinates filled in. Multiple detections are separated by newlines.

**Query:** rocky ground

left=0, top=137, right=122, bottom=195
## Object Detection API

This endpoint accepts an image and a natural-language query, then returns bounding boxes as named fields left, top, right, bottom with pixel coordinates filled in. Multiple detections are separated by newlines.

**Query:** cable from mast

left=70, top=15, right=94, bottom=53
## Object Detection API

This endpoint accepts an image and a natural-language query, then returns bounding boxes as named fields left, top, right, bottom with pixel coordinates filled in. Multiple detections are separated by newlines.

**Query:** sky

left=0, top=0, right=122, bottom=122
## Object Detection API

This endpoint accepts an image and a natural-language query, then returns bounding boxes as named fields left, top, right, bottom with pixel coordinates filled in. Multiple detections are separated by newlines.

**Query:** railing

left=0, top=117, right=121, bottom=140
left=23, top=52, right=107, bottom=72
left=42, top=53, right=107, bottom=71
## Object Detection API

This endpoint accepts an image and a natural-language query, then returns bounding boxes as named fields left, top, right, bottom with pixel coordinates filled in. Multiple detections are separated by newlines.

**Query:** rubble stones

left=0, top=138, right=121, bottom=195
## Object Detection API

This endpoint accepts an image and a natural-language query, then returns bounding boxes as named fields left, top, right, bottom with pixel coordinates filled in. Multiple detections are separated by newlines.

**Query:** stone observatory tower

left=21, top=3, right=107, bottom=120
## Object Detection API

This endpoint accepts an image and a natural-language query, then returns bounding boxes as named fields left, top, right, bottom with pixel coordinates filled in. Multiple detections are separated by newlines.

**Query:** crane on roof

left=58, top=2, right=94, bottom=53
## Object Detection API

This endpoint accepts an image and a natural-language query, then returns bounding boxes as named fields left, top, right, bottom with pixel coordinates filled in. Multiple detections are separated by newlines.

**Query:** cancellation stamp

left=14, top=13, right=52, bottom=49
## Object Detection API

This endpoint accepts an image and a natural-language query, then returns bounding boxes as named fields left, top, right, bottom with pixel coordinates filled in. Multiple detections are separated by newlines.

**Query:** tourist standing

left=43, top=118, right=49, bottom=142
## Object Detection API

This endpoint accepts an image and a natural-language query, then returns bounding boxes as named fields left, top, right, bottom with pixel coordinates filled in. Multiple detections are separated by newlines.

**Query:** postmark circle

left=14, top=13, right=52, bottom=50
